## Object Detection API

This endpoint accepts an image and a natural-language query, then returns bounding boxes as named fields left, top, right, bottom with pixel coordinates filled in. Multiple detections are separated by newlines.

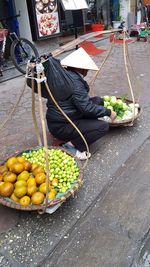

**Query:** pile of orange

left=0, top=156, right=57, bottom=206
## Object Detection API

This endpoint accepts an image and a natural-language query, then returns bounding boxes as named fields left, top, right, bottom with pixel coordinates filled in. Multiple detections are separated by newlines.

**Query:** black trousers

left=47, top=96, right=109, bottom=152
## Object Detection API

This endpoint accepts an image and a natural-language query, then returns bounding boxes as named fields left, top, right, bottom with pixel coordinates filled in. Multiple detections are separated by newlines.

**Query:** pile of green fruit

left=102, top=95, right=139, bottom=121
left=22, top=148, right=79, bottom=194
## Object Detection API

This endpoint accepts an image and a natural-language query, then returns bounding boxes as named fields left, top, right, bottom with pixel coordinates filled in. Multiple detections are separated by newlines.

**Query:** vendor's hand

left=110, top=110, right=117, bottom=121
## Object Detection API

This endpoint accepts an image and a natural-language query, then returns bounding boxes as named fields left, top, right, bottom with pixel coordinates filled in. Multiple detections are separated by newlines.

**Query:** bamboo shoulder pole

left=36, top=71, right=50, bottom=213
left=31, top=70, right=42, bottom=146
left=52, top=29, right=121, bottom=57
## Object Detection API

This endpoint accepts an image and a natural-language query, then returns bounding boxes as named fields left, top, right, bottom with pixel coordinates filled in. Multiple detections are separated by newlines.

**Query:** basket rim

left=0, top=146, right=83, bottom=211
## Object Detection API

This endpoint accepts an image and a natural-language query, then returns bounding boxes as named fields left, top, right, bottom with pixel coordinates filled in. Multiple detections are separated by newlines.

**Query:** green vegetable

left=102, top=95, right=139, bottom=121
left=110, top=96, right=117, bottom=106
left=103, top=95, right=110, bottom=101
left=107, top=105, right=113, bottom=111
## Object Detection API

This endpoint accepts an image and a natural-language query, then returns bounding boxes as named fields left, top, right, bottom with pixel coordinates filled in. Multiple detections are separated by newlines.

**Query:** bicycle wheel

left=10, top=38, right=39, bottom=74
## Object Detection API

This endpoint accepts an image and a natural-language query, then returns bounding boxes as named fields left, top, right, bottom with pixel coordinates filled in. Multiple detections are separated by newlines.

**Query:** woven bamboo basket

left=0, top=146, right=83, bottom=212
left=109, top=98, right=142, bottom=127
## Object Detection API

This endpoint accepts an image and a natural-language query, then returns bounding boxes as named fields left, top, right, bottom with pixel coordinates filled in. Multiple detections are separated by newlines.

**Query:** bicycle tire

left=10, top=38, right=39, bottom=74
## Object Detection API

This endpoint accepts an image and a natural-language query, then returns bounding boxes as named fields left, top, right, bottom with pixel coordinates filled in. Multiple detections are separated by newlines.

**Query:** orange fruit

left=27, top=177, right=36, bottom=187
left=19, top=196, right=31, bottom=206
left=30, top=163, right=39, bottom=172
left=10, top=192, right=19, bottom=203
left=10, top=162, right=24, bottom=174
left=0, top=165, right=8, bottom=174
left=38, top=182, right=51, bottom=194
left=0, top=174, right=3, bottom=182
left=17, top=171, right=30, bottom=181
left=0, top=182, right=14, bottom=197
left=14, top=186, right=27, bottom=198
left=27, top=185, right=38, bottom=196
left=23, top=160, right=32, bottom=172
left=15, top=180, right=27, bottom=188
left=28, top=173, right=35, bottom=178
left=48, top=189, right=57, bottom=200
left=31, top=192, right=45, bottom=205
left=6, top=157, right=18, bottom=169
left=49, top=185, right=54, bottom=190
left=35, top=173, right=46, bottom=185
left=0, top=181, right=4, bottom=188
left=3, top=172, right=17, bottom=183
left=2, top=172, right=8, bottom=178
left=52, top=178, right=59, bottom=187
left=17, top=157, right=26, bottom=163
left=32, top=166, right=45, bottom=176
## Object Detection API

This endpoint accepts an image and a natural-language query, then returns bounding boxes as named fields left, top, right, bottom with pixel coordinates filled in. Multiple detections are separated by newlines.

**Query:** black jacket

left=34, top=70, right=111, bottom=122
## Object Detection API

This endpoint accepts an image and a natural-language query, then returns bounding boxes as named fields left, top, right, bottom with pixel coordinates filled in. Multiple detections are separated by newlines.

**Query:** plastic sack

left=27, top=55, right=74, bottom=101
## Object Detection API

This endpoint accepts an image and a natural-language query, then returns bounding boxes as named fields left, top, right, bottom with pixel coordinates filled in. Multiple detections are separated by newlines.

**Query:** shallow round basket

left=109, top=98, right=142, bottom=127
left=0, top=146, right=83, bottom=212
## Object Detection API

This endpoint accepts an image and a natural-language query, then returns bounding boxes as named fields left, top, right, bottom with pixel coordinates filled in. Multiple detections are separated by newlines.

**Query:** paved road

left=0, top=39, right=150, bottom=267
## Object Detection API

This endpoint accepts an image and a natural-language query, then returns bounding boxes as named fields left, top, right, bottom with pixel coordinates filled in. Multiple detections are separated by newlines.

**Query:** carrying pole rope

left=123, top=30, right=135, bottom=123
left=125, top=41, right=142, bottom=103
left=28, top=65, right=90, bottom=212
left=43, top=78, right=90, bottom=170
left=89, top=34, right=115, bottom=96
left=31, top=69, right=42, bottom=146
left=28, top=67, right=90, bottom=170
left=36, top=67, right=50, bottom=214
left=26, top=64, right=90, bottom=213
left=88, top=29, right=138, bottom=124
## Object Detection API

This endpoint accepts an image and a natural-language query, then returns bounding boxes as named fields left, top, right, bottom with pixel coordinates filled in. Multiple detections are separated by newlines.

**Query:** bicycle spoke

left=11, top=38, right=39, bottom=74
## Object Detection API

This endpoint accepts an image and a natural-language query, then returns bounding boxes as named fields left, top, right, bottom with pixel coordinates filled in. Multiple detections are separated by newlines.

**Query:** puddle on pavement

left=138, top=237, right=150, bottom=267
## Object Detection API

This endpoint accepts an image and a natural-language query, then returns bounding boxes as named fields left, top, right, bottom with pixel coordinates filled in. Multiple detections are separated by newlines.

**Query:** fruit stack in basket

left=0, top=148, right=79, bottom=207
left=100, top=95, right=139, bottom=122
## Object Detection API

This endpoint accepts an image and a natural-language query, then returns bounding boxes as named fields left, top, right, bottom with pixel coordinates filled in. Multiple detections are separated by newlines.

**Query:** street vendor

left=44, top=48, right=117, bottom=160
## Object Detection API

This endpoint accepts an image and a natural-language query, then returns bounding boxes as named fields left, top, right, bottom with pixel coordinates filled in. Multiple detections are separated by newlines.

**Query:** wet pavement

left=47, top=138, right=150, bottom=267
left=0, top=38, right=150, bottom=267
left=0, top=206, right=19, bottom=234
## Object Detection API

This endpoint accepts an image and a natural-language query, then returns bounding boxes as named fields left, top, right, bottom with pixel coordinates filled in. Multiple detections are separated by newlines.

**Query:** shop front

left=15, top=0, right=62, bottom=54
left=0, top=0, right=92, bottom=57
left=0, top=0, right=119, bottom=62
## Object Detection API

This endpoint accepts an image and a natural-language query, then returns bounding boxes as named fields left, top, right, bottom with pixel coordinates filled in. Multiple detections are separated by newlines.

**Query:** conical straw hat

left=61, top=47, right=99, bottom=71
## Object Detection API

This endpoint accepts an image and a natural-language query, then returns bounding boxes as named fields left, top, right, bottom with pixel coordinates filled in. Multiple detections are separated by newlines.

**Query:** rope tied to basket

left=26, top=61, right=91, bottom=213
left=36, top=72, right=50, bottom=214
left=123, top=29, right=135, bottom=124
left=89, top=28, right=141, bottom=125
left=89, top=33, right=116, bottom=96
left=31, top=69, right=42, bottom=146
left=27, top=64, right=90, bottom=169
